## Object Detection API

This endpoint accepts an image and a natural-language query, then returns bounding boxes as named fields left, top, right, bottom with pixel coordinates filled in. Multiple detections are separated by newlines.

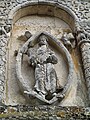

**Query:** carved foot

left=33, top=86, right=46, bottom=96
left=24, top=90, right=36, bottom=99
left=24, top=90, right=50, bottom=104
left=56, top=93, right=65, bottom=101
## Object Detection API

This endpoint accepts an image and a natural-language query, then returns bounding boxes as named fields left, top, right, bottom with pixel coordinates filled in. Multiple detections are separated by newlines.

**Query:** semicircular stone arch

left=8, top=1, right=78, bottom=31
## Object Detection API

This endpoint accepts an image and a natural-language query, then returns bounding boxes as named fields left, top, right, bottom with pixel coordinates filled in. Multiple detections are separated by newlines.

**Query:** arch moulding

left=8, top=1, right=78, bottom=32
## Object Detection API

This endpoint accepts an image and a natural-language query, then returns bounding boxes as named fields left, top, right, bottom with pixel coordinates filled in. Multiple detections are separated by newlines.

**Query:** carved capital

left=74, top=21, right=90, bottom=48
left=77, top=32, right=90, bottom=47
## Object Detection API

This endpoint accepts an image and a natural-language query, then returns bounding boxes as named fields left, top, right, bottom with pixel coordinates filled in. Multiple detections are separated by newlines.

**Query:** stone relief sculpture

left=61, top=33, right=76, bottom=51
left=26, top=35, right=63, bottom=101
left=16, top=32, right=75, bottom=104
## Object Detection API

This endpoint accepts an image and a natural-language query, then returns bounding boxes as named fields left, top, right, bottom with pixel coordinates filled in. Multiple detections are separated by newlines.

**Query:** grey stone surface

left=0, top=0, right=89, bottom=114
left=0, top=106, right=90, bottom=119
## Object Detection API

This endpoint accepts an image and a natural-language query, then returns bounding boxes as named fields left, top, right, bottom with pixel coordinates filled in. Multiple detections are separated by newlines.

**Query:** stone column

left=76, top=30, right=90, bottom=102
left=0, top=33, right=7, bottom=105
left=0, top=19, right=12, bottom=105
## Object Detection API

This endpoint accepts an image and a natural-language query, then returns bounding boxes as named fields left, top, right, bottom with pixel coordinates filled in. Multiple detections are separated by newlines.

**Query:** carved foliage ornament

left=16, top=32, right=75, bottom=104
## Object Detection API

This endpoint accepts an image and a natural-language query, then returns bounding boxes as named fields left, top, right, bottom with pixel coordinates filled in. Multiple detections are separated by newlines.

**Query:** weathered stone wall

left=0, top=0, right=90, bottom=119
left=0, top=105, right=90, bottom=119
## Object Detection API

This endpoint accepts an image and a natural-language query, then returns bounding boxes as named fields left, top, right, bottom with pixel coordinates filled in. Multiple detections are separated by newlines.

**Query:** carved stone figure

left=16, top=32, right=75, bottom=104
left=61, top=33, right=75, bottom=51
left=27, top=35, right=62, bottom=100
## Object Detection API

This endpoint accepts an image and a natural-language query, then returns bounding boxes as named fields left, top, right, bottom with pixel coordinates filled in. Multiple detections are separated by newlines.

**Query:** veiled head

left=38, top=35, right=48, bottom=46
